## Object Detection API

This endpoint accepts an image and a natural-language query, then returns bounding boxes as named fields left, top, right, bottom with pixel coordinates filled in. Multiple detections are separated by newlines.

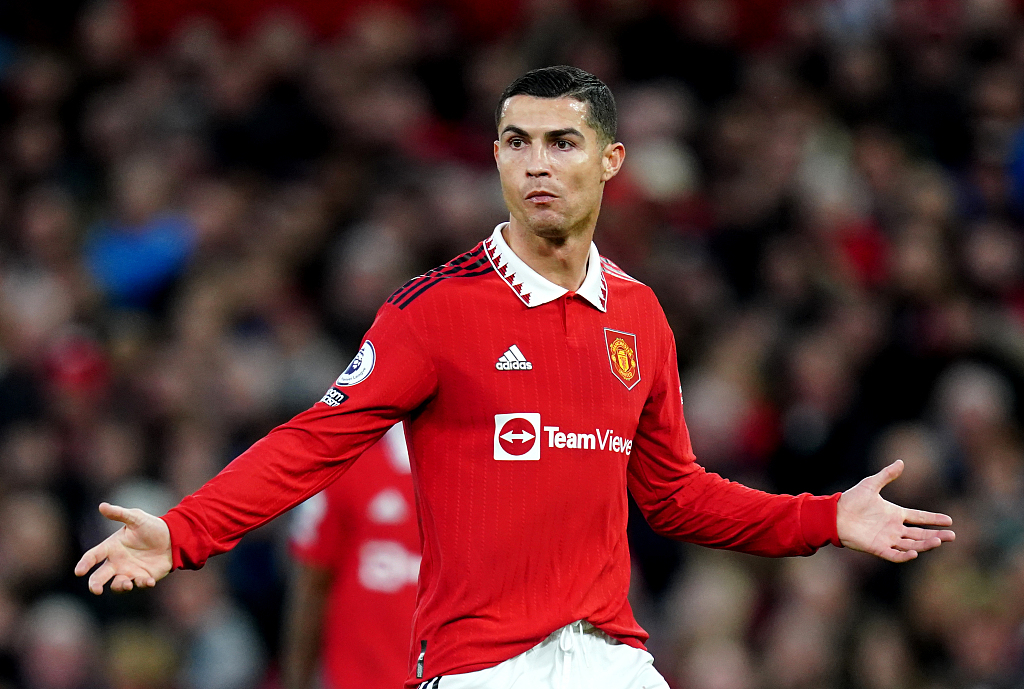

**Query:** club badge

left=604, top=329, right=640, bottom=390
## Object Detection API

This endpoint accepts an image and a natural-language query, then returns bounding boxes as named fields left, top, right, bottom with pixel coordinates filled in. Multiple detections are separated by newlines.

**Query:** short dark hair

left=495, top=66, right=617, bottom=146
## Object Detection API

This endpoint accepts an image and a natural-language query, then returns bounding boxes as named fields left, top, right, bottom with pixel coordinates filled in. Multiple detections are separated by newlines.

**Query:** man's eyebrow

left=499, top=126, right=586, bottom=139
left=546, top=128, right=585, bottom=139
left=500, top=125, right=530, bottom=138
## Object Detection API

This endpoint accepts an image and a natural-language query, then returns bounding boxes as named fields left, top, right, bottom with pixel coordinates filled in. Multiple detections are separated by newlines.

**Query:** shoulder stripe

left=386, top=244, right=494, bottom=309
left=387, top=245, right=486, bottom=303
left=394, top=267, right=492, bottom=309
left=600, top=256, right=643, bottom=284
left=395, top=254, right=491, bottom=306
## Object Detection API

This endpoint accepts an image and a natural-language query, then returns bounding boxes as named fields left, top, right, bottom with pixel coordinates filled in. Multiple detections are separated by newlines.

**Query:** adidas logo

left=495, top=345, right=533, bottom=371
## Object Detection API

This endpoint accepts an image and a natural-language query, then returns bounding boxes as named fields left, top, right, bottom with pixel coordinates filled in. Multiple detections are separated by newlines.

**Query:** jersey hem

left=403, top=626, right=649, bottom=687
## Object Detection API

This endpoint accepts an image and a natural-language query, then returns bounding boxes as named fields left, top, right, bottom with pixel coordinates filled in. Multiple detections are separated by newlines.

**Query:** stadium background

left=2, top=0, right=1024, bottom=687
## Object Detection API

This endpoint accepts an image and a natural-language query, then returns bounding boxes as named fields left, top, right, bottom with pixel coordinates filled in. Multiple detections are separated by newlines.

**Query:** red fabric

left=836, top=220, right=890, bottom=288
left=289, top=430, right=418, bottom=689
left=162, top=232, right=840, bottom=686
left=730, top=0, right=793, bottom=51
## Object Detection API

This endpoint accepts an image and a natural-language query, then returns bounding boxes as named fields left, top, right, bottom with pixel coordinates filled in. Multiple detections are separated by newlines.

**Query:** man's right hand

left=74, top=502, right=173, bottom=594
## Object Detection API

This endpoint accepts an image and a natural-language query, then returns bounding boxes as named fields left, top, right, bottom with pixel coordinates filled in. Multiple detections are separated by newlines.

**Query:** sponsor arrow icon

left=500, top=430, right=535, bottom=443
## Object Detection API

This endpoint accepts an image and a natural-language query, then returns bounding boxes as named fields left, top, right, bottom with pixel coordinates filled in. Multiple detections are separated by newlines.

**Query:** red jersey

left=290, top=423, right=418, bottom=689
left=163, top=224, right=841, bottom=686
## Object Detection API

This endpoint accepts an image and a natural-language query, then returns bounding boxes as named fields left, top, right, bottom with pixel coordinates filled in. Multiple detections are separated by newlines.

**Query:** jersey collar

left=483, top=223, right=608, bottom=312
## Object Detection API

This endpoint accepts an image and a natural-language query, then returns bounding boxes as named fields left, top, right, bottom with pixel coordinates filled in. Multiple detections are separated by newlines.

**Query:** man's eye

left=555, top=140, right=573, bottom=150
left=509, top=138, right=524, bottom=148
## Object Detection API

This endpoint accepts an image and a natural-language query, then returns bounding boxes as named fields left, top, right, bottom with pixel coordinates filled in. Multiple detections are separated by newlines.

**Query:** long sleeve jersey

left=162, top=224, right=842, bottom=686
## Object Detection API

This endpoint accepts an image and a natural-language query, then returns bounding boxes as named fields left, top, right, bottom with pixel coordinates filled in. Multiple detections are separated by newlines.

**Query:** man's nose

left=526, top=146, right=551, bottom=177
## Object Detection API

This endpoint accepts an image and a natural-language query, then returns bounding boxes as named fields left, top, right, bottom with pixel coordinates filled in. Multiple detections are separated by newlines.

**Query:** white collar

left=482, top=223, right=608, bottom=312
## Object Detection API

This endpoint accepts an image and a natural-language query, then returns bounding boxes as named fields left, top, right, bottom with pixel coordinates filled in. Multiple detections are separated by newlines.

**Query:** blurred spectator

left=0, top=492, right=70, bottom=597
left=850, top=614, right=919, bottom=689
left=83, top=151, right=196, bottom=308
left=18, top=596, right=100, bottom=689
left=159, top=567, right=265, bottom=689
left=105, top=622, right=177, bottom=689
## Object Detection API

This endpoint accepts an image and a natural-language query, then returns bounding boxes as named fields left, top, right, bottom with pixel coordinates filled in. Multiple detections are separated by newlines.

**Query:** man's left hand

left=837, top=460, right=955, bottom=562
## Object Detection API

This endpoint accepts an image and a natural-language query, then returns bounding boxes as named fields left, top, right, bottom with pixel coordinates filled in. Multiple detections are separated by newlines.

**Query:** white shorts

left=417, top=621, right=669, bottom=689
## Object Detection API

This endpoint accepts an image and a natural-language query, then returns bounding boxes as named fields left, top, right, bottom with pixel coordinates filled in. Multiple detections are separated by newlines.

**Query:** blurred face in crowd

left=494, top=95, right=624, bottom=241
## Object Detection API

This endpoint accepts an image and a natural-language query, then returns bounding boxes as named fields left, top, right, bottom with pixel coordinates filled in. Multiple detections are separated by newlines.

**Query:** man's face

left=494, top=95, right=623, bottom=239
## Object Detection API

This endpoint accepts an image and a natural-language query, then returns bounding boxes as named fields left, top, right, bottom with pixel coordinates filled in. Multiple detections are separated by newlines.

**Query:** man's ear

left=601, top=142, right=626, bottom=182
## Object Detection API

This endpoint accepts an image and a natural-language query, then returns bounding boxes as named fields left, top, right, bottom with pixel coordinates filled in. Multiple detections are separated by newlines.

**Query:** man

left=283, top=423, right=419, bottom=689
left=76, top=66, right=954, bottom=689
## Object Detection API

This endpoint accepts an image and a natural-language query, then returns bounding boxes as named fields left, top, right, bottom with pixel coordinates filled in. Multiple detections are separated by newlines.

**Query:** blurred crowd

left=3, top=0, right=1024, bottom=687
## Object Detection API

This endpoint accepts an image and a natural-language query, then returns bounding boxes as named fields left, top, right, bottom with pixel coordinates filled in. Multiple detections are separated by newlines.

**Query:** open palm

left=837, top=460, right=955, bottom=562
left=74, top=502, right=173, bottom=594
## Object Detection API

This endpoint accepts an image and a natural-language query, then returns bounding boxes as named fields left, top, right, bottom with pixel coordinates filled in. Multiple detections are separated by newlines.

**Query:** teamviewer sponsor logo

left=543, top=426, right=634, bottom=455
left=493, top=413, right=541, bottom=460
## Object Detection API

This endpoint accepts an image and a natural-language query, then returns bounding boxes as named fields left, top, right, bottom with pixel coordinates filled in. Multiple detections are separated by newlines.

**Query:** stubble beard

left=519, top=203, right=597, bottom=247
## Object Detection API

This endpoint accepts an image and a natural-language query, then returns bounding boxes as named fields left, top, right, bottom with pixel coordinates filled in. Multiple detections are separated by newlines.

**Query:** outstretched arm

left=837, top=459, right=955, bottom=562
left=630, top=321, right=954, bottom=561
left=74, top=502, right=173, bottom=594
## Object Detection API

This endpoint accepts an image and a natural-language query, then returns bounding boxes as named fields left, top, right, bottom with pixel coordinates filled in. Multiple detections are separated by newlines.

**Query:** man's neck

left=502, top=218, right=593, bottom=292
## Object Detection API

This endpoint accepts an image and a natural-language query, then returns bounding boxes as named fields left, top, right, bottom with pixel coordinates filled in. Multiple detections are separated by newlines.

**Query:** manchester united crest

left=604, top=329, right=640, bottom=390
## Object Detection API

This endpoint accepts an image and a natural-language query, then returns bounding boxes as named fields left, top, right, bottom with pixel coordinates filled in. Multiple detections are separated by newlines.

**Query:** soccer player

left=76, top=66, right=955, bottom=689
left=283, top=422, right=418, bottom=689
